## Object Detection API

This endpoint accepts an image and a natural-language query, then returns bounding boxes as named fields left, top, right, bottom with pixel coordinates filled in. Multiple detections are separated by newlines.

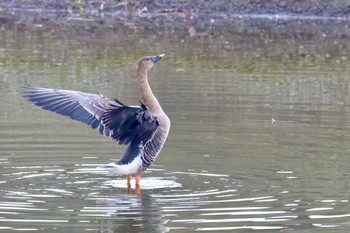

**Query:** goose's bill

left=151, top=54, right=165, bottom=63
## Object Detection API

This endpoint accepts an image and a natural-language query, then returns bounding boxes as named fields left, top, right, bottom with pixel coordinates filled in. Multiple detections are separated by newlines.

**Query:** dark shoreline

left=0, top=0, right=349, bottom=38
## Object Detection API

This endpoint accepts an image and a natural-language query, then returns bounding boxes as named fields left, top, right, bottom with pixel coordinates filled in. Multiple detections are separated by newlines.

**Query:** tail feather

left=104, top=142, right=143, bottom=176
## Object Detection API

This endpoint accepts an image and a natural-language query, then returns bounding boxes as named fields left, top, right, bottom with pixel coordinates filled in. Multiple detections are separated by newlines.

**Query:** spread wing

left=22, top=84, right=118, bottom=136
left=22, top=84, right=160, bottom=147
left=101, top=102, right=159, bottom=146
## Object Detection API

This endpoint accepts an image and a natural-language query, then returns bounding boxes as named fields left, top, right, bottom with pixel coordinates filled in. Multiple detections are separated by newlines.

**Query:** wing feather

left=22, top=84, right=159, bottom=146
left=22, top=84, right=117, bottom=137
left=102, top=102, right=159, bottom=146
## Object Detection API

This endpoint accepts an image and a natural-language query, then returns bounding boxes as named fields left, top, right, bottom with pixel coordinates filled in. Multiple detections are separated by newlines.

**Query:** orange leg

left=135, top=175, right=141, bottom=195
left=135, top=175, right=141, bottom=186
left=127, top=175, right=131, bottom=186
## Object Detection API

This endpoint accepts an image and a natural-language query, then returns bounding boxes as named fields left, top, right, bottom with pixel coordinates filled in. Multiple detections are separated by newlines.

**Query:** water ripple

left=0, top=162, right=349, bottom=232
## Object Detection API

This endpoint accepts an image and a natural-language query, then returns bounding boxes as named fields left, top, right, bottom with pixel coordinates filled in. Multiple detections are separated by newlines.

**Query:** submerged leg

left=135, top=184, right=141, bottom=195
left=135, top=175, right=141, bottom=195
left=135, top=175, right=141, bottom=186
left=127, top=175, right=131, bottom=186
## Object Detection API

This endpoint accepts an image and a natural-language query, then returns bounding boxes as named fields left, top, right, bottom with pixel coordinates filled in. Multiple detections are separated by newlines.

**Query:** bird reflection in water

left=88, top=190, right=166, bottom=233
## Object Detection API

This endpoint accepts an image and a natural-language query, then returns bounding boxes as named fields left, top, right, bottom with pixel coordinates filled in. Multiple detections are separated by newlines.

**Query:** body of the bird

left=22, top=54, right=170, bottom=186
left=105, top=107, right=170, bottom=176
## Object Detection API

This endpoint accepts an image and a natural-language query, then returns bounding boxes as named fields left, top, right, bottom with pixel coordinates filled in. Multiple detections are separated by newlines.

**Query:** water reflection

left=1, top=159, right=350, bottom=232
left=90, top=191, right=167, bottom=233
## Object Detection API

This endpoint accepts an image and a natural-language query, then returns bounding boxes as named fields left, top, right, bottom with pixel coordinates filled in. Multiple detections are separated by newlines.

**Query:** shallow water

left=1, top=18, right=350, bottom=232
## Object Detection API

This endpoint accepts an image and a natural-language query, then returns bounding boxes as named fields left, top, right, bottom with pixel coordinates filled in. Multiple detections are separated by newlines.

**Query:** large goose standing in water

left=22, top=54, right=170, bottom=187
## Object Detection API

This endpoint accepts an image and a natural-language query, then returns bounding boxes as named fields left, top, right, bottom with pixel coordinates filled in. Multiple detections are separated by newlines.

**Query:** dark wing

left=22, top=84, right=119, bottom=136
left=102, top=102, right=159, bottom=146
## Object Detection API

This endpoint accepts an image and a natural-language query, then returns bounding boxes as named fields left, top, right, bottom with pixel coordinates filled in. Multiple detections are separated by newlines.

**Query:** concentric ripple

left=0, top=160, right=349, bottom=232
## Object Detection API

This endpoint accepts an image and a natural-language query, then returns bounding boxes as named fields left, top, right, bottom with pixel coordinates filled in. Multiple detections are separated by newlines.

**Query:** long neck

left=137, top=69, right=161, bottom=112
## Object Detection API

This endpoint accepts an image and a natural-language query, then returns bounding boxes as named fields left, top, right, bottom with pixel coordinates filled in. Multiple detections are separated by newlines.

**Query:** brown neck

left=137, top=69, right=161, bottom=112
